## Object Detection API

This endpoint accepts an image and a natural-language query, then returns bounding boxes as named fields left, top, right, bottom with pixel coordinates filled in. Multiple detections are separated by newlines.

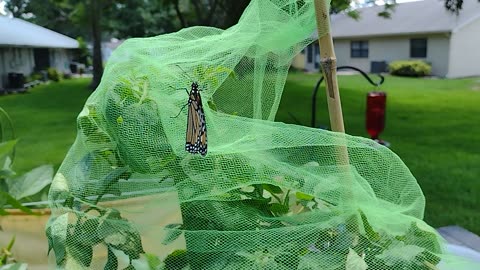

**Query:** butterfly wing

left=185, top=89, right=207, bottom=156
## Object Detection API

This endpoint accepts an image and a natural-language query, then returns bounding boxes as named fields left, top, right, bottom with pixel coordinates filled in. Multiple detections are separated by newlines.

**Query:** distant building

left=0, top=13, right=78, bottom=88
left=101, top=38, right=124, bottom=62
left=294, top=0, right=480, bottom=78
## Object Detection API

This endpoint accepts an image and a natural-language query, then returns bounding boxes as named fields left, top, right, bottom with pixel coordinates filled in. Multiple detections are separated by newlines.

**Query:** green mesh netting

left=46, top=0, right=479, bottom=269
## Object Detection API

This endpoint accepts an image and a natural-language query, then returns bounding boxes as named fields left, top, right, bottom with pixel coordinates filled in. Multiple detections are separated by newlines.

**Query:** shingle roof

left=329, top=0, right=480, bottom=38
left=0, top=16, right=78, bottom=48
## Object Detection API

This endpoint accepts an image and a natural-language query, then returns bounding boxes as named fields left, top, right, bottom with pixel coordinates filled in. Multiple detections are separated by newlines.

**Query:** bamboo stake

left=313, top=0, right=345, bottom=133
left=313, top=0, right=351, bottom=181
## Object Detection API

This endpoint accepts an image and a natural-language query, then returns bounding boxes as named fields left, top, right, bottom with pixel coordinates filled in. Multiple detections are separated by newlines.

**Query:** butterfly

left=184, top=82, right=207, bottom=156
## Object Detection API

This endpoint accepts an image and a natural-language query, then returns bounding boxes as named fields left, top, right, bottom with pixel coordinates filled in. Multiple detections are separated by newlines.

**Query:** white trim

left=332, top=31, right=451, bottom=40
left=452, top=13, right=480, bottom=33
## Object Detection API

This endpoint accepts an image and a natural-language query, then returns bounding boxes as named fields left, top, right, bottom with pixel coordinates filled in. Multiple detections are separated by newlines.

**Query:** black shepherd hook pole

left=311, top=66, right=385, bottom=128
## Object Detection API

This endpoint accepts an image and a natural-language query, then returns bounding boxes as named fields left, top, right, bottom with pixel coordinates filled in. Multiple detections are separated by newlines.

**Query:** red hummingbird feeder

left=366, top=91, right=389, bottom=146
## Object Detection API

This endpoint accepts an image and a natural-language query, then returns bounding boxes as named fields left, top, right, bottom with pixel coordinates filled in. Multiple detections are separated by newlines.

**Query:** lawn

left=0, top=74, right=479, bottom=235
left=279, top=73, right=480, bottom=234
left=0, top=79, right=92, bottom=174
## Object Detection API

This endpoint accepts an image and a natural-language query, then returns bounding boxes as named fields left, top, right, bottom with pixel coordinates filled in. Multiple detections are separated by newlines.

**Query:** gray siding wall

left=0, top=47, right=73, bottom=88
left=333, top=34, right=450, bottom=76
left=0, top=47, right=34, bottom=88
left=50, top=49, right=72, bottom=73
left=0, top=49, right=5, bottom=88
left=448, top=17, right=480, bottom=78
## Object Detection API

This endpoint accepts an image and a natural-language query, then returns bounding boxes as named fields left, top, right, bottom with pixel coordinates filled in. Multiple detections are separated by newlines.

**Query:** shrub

left=47, top=67, right=62, bottom=82
left=26, top=72, right=43, bottom=83
left=388, top=60, right=431, bottom=77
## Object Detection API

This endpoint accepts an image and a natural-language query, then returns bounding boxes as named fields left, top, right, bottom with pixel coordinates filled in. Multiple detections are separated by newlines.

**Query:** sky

left=0, top=1, right=7, bottom=16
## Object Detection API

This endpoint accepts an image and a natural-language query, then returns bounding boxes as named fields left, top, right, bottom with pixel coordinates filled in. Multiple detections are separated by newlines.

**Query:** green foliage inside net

left=46, top=0, right=478, bottom=269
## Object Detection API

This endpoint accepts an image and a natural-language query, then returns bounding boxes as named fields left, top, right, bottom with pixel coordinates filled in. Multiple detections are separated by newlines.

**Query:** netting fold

left=46, top=0, right=479, bottom=269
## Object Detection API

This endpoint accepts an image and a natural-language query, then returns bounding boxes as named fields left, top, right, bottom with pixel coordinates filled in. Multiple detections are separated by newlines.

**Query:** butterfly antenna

left=175, top=64, right=196, bottom=83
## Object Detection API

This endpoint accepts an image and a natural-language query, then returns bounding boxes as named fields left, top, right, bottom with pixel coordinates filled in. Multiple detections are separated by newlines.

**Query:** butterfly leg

left=171, top=103, right=189, bottom=118
left=168, top=85, right=189, bottom=95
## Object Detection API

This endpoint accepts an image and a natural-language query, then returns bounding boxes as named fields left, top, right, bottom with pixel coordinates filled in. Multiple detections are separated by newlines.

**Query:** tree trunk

left=173, top=0, right=187, bottom=28
left=89, top=0, right=103, bottom=90
left=223, top=0, right=250, bottom=28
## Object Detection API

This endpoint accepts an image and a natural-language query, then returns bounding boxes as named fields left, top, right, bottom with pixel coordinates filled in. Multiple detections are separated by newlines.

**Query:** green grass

left=278, top=73, right=480, bottom=234
left=0, top=79, right=91, bottom=174
left=0, top=75, right=479, bottom=235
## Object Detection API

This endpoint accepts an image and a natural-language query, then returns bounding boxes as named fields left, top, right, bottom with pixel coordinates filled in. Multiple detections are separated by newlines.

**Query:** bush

left=47, top=67, right=62, bottom=82
left=26, top=72, right=43, bottom=83
left=388, top=60, right=431, bottom=77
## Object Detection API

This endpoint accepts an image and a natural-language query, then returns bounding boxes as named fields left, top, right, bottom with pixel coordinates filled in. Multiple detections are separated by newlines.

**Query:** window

left=410, top=38, right=427, bottom=58
left=351, top=41, right=368, bottom=58
left=307, top=44, right=313, bottom=63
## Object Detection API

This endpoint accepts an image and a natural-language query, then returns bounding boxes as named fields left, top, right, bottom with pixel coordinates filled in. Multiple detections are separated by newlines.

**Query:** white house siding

left=0, top=47, right=35, bottom=88
left=0, top=47, right=74, bottom=88
left=0, top=48, right=5, bottom=88
left=1, top=47, right=35, bottom=77
left=448, top=17, right=480, bottom=78
left=49, top=48, right=72, bottom=73
left=291, top=51, right=306, bottom=70
left=333, top=34, right=450, bottom=76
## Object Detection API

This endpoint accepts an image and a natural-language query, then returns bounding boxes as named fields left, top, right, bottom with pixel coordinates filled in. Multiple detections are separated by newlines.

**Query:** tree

left=161, top=0, right=478, bottom=29
left=4, top=0, right=478, bottom=89
left=105, top=0, right=176, bottom=38
left=88, top=0, right=103, bottom=89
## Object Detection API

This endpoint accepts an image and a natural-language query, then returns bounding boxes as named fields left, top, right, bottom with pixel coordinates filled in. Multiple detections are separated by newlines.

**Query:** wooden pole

left=313, top=0, right=351, bottom=182
left=313, top=0, right=345, bottom=133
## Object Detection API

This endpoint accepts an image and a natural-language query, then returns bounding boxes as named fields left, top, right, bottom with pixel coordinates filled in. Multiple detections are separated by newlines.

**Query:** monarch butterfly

left=184, top=82, right=207, bottom=156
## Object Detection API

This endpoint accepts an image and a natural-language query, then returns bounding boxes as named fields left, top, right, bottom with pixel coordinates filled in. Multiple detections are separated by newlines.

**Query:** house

left=294, top=0, right=480, bottom=78
left=0, top=12, right=78, bottom=89
left=102, top=38, right=124, bottom=62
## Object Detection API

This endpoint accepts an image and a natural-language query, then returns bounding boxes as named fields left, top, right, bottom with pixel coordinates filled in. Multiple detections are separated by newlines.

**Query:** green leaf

left=298, top=251, right=344, bottom=269
left=103, top=167, right=129, bottom=196
left=283, top=190, right=290, bottom=207
left=262, top=184, right=283, bottom=194
left=295, top=192, right=314, bottom=201
left=359, top=210, right=380, bottom=241
left=47, top=214, right=68, bottom=266
left=0, top=191, right=38, bottom=215
left=346, top=248, right=368, bottom=270
left=3, top=234, right=15, bottom=253
left=269, top=203, right=289, bottom=216
left=0, top=156, right=15, bottom=179
left=375, top=242, right=425, bottom=266
left=123, top=265, right=135, bottom=270
left=98, top=211, right=144, bottom=261
left=207, top=100, right=217, bottom=112
left=77, top=218, right=102, bottom=246
left=162, top=224, right=183, bottom=245
left=164, top=250, right=188, bottom=270
left=145, top=253, right=162, bottom=269
left=0, top=140, right=17, bottom=180
left=6, top=165, right=54, bottom=200
left=70, top=243, right=93, bottom=268
left=403, top=222, right=441, bottom=253
left=104, top=247, right=118, bottom=270
left=0, top=140, right=17, bottom=159
left=46, top=226, right=53, bottom=255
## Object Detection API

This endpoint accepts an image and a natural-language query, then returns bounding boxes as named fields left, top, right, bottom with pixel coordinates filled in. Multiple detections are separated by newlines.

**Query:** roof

left=329, top=0, right=480, bottom=38
left=0, top=16, right=78, bottom=48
